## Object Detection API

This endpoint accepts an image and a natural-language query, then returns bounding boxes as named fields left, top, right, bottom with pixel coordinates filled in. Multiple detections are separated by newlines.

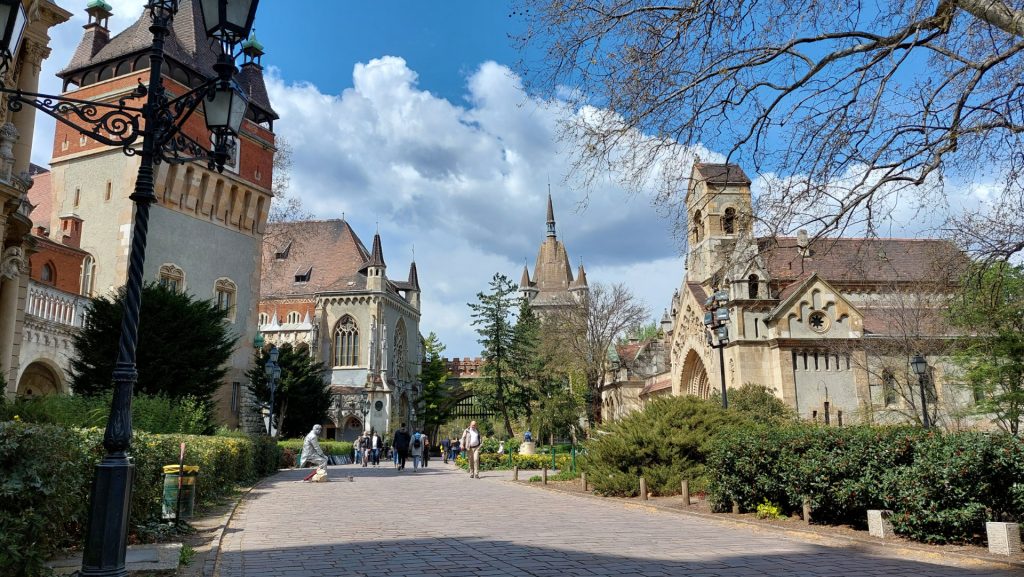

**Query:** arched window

left=882, top=369, right=897, bottom=407
left=723, top=207, right=736, bottom=234
left=40, top=262, right=55, bottom=284
left=214, top=278, right=237, bottom=321
left=394, top=319, right=407, bottom=378
left=158, top=264, right=185, bottom=292
left=258, top=312, right=269, bottom=326
left=333, top=316, right=359, bottom=367
left=80, top=256, right=95, bottom=296
left=286, top=311, right=301, bottom=324
left=692, top=210, right=703, bottom=243
left=748, top=274, right=759, bottom=299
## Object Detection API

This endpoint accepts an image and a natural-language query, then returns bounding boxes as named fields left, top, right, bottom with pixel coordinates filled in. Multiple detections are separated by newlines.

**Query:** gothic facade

left=258, top=220, right=423, bottom=441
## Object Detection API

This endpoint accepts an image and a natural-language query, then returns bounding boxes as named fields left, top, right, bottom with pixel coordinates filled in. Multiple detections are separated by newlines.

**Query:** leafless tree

left=268, top=136, right=313, bottom=225
left=543, top=282, right=650, bottom=426
left=515, top=0, right=1024, bottom=257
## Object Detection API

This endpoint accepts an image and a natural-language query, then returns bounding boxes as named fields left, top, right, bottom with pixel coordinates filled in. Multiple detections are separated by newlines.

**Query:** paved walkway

left=217, top=463, right=1016, bottom=577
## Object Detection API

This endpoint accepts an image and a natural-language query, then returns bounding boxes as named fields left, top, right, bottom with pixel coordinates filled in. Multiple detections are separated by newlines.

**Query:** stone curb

left=206, top=472, right=280, bottom=577
left=514, top=480, right=1024, bottom=571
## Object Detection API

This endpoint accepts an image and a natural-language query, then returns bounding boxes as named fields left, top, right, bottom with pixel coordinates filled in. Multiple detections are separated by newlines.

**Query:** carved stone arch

left=17, top=360, right=65, bottom=397
left=680, top=349, right=711, bottom=399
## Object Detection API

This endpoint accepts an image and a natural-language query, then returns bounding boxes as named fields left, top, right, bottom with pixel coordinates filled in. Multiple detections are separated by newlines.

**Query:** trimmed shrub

left=579, top=396, right=743, bottom=497
left=0, top=393, right=212, bottom=434
left=277, top=438, right=353, bottom=459
left=454, top=452, right=572, bottom=471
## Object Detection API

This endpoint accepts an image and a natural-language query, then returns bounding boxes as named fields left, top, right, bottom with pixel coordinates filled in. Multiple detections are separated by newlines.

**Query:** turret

left=546, top=192, right=556, bottom=238
left=570, top=262, right=589, bottom=301
left=72, top=1, right=112, bottom=62
left=519, top=264, right=537, bottom=302
left=366, top=232, right=386, bottom=292
left=407, top=261, right=420, bottom=310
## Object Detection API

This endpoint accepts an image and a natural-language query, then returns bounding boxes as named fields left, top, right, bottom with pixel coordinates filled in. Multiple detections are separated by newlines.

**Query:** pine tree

left=69, top=283, right=235, bottom=401
left=247, top=342, right=330, bottom=438
left=468, top=273, right=520, bottom=437
left=417, top=332, right=450, bottom=438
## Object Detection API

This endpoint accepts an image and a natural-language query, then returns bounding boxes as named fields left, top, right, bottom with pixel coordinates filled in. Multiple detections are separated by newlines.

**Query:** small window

left=41, top=262, right=55, bottom=284
left=882, top=370, right=897, bottom=407
left=294, top=265, right=312, bottom=283
left=275, top=241, right=292, bottom=260
left=692, top=210, right=703, bottom=243
left=723, top=207, right=736, bottom=234
left=258, top=312, right=269, bottom=326
left=73, top=187, right=81, bottom=207
left=158, top=264, right=185, bottom=292
left=286, top=311, right=301, bottom=324
left=808, top=311, right=829, bottom=332
left=215, top=278, right=237, bottom=321
left=748, top=274, right=759, bottom=299
left=105, top=181, right=112, bottom=201
left=80, top=256, right=95, bottom=296
left=230, top=382, right=241, bottom=414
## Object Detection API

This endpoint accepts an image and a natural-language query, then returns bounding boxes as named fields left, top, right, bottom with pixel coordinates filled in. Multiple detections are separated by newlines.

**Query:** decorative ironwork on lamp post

left=703, top=288, right=731, bottom=409
left=0, top=2, right=261, bottom=576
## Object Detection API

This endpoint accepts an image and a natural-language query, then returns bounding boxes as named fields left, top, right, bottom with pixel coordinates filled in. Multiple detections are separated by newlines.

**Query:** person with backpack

left=440, top=437, right=451, bottom=464
left=421, top=435, right=431, bottom=467
left=359, top=432, right=372, bottom=467
left=460, top=421, right=483, bottom=478
left=409, top=431, right=425, bottom=470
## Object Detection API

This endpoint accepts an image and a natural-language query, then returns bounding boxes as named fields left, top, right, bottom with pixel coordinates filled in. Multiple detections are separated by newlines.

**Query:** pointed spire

left=546, top=190, right=556, bottom=238
left=369, top=233, right=386, bottom=267
left=575, top=262, right=588, bottom=287
left=408, top=261, right=420, bottom=290
left=520, top=265, right=531, bottom=288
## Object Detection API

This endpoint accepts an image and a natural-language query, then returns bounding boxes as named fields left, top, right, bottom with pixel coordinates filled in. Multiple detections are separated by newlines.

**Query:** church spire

left=546, top=190, right=556, bottom=238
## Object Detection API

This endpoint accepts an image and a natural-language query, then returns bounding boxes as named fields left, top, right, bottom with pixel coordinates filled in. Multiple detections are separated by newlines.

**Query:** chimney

left=59, top=214, right=83, bottom=249
left=797, top=229, right=809, bottom=257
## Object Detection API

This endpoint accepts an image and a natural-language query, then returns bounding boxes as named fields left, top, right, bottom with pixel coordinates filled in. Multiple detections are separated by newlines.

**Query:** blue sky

left=32, top=0, right=687, bottom=357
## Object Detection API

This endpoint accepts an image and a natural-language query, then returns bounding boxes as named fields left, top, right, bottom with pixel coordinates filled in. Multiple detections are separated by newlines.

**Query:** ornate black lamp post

left=265, top=345, right=281, bottom=437
left=0, top=2, right=260, bottom=576
left=910, top=354, right=931, bottom=428
left=703, top=288, right=731, bottom=409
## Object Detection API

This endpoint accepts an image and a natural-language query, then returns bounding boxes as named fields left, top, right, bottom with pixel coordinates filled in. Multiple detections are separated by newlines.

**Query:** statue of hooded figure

left=300, top=424, right=328, bottom=468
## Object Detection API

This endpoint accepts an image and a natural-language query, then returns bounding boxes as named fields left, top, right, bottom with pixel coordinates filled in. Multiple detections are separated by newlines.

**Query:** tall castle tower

left=50, top=1, right=278, bottom=429
left=519, top=193, right=588, bottom=313
left=685, top=163, right=754, bottom=287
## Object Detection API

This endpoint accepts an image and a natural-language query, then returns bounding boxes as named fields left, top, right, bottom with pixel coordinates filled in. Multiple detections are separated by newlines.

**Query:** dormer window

left=294, top=265, right=312, bottom=283
left=275, top=241, right=292, bottom=260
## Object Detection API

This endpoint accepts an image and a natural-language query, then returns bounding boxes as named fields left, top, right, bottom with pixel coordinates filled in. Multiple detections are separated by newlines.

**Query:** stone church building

left=519, top=194, right=588, bottom=309
left=258, top=220, right=422, bottom=441
left=666, top=163, right=968, bottom=425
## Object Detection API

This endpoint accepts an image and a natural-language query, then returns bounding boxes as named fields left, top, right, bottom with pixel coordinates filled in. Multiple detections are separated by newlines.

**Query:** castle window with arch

left=214, top=278, right=237, bottom=322
left=158, top=264, right=185, bottom=292
left=882, top=369, right=897, bottom=407
left=286, top=311, right=301, bottom=324
left=748, top=274, right=759, bottom=299
left=80, top=256, right=95, bottom=296
left=692, top=210, right=703, bottom=243
left=334, top=316, right=360, bottom=367
left=258, top=312, right=269, bottom=326
left=723, top=207, right=736, bottom=234
left=41, top=262, right=55, bottom=284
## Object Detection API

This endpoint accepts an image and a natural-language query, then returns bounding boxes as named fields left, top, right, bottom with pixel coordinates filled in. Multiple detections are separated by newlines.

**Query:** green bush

left=580, top=396, right=743, bottom=497
left=0, top=393, right=212, bottom=434
left=277, top=438, right=353, bottom=458
left=707, top=423, right=1024, bottom=543
left=756, top=501, right=785, bottom=520
left=0, top=422, right=280, bottom=577
left=454, top=452, right=572, bottom=471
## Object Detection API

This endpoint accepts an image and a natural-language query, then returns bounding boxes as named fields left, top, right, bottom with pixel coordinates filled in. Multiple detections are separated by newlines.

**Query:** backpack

left=413, top=433, right=421, bottom=449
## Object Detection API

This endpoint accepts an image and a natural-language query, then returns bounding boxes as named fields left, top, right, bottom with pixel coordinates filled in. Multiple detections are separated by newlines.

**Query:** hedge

left=707, top=424, right=1024, bottom=543
left=277, top=438, right=354, bottom=457
left=0, top=421, right=280, bottom=577
left=455, top=452, right=573, bottom=471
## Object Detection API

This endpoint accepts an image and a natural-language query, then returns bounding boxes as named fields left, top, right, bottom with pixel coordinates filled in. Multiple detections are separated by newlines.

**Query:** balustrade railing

left=26, top=281, right=88, bottom=328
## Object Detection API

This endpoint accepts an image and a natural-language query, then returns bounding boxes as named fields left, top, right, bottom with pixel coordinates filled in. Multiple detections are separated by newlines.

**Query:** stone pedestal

left=986, top=522, right=1021, bottom=556
left=519, top=441, right=536, bottom=455
left=867, top=510, right=895, bottom=539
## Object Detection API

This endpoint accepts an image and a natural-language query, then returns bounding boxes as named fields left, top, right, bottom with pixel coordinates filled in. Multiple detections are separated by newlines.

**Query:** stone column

left=10, top=39, right=49, bottom=177
left=0, top=246, right=26, bottom=391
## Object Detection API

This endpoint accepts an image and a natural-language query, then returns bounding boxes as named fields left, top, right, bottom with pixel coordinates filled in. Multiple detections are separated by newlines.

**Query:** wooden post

left=581, top=472, right=588, bottom=491
left=802, top=497, right=812, bottom=524
left=731, top=501, right=740, bottom=514
left=639, top=477, right=648, bottom=501
left=542, top=467, right=548, bottom=484
left=513, top=466, right=519, bottom=481
left=681, top=479, right=690, bottom=506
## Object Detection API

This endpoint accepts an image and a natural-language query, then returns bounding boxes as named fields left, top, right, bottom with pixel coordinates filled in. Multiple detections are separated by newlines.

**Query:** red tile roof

left=28, top=170, right=52, bottom=230
left=760, top=237, right=966, bottom=285
left=261, top=220, right=373, bottom=298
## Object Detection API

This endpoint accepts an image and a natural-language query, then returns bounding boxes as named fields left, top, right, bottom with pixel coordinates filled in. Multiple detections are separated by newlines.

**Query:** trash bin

left=162, top=464, right=199, bottom=520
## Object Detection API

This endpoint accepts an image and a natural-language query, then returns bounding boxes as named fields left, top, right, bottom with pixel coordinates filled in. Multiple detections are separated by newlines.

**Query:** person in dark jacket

left=392, top=424, right=411, bottom=471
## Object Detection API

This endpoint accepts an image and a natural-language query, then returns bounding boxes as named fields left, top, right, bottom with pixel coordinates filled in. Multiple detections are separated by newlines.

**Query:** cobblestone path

left=217, top=463, right=1015, bottom=577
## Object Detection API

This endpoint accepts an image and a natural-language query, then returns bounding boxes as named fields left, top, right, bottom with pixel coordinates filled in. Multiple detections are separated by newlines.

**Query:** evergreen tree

left=468, top=273, right=521, bottom=437
left=70, top=283, right=235, bottom=401
left=247, top=342, right=330, bottom=438
left=417, top=332, right=451, bottom=438
left=949, top=262, right=1024, bottom=435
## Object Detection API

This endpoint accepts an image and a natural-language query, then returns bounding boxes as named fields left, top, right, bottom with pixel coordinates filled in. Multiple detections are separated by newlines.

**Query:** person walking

left=460, top=421, right=483, bottom=478
left=359, top=432, right=372, bottom=467
left=440, top=437, right=451, bottom=464
left=422, top=435, right=431, bottom=467
left=370, top=430, right=382, bottom=466
left=409, top=431, right=424, bottom=470
left=393, top=424, right=411, bottom=470
left=450, top=437, right=461, bottom=462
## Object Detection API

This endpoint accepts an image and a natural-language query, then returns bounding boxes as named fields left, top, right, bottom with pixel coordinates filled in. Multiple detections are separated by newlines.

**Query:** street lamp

left=265, top=345, right=281, bottom=437
left=358, top=391, right=370, bottom=431
left=0, top=3, right=260, bottom=576
left=703, top=287, right=731, bottom=409
left=910, top=354, right=931, bottom=428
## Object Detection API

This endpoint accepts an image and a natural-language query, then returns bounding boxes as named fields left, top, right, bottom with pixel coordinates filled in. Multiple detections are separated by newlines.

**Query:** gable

left=767, top=275, right=863, bottom=339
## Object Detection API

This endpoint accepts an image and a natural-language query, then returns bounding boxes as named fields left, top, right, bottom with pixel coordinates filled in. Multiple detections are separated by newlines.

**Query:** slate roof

left=61, top=0, right=276, bottom=121
left=693, top=163, right=751, bottom=186
left=261, top=220, right=373, bottom=298
left=759, top=237, right=966, bottom=285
